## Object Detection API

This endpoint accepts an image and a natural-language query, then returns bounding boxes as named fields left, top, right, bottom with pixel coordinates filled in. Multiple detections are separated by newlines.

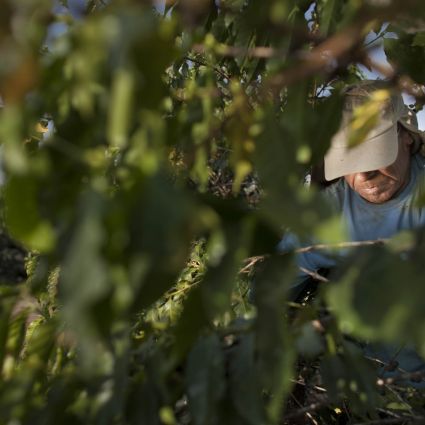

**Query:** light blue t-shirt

left=281, top=154, right=425, bottom=386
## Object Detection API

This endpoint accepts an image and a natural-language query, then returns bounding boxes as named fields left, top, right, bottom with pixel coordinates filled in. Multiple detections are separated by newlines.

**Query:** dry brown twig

left=299, top=267, right=329, bottom=283
left=282, top=401, right=329, bottom=423
left=183, top=55, right=232, bottom=81
left=296, top=239, right=387, bottom=253
left=361, top=54, right=425, bottom=100
left=239, top=239, right=388, bottom=276
left=377, top=370, right=425, bottom=387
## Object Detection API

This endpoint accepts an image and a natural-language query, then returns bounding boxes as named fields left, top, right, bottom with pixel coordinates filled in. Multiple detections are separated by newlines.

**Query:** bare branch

left=296, top=239, right=387, bottom=253
left=290, top=378, right=327, bottom=393
left=192, top=44, right=285, bottom=59
left=239, top=239, right=388, bottom=275
left=377, top=370, right=425, bottom=386
left=183, top=55, right=232, bottom=81
left=299, top=267, right=329, bottom=282
left=239, top=255, right=266, bottom=274
left=352, top=416, right=425, bottom=425
left=360, top=55, right=425, bottom=100
left=282, top=401, right=329, bottom=422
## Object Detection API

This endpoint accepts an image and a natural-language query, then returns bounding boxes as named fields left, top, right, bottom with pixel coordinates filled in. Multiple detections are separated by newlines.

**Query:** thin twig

left=289, top=392, right=319, bottom=425
left=183, top=55, right=231, bottom=81
left=239, top=255, right=266, bottom=274
left=296, top=239, right=387, bottom=253
left=192, top=44, right=286, bottom=59
left=239, top=238, right=388, bottom=275
left=282, top=401, right=329, bottom=422
left=299, top=267, right=329, bottom=282
left=363, top=30, right=387, bottom=48
left=361, top=55, right=425, bottom=100
left=361, top=54, right=395, bottom=79
left=377, top=370, right=425, bottom=386
left=352, top=416, right=425, bottom=425
left=365, top=354, right=425, bottom=387
left=290, top=378, right=327, bottom=393
left=377, top=408, right=402, bottom=419
left=315, top=77, right=339, bottom=99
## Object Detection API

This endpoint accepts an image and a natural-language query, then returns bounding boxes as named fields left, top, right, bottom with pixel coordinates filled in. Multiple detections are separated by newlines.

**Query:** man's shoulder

left=412, top=154, right=425, bottom=201
left=413, top=153, right=425, bottom=174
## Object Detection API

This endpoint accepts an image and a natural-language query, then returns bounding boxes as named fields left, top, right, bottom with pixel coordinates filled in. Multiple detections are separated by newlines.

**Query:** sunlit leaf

left=348, top=89, right=390, bottom=148
left=107, top=68, right=135, bottom=148
left=4, top=176, right=56, bottom=252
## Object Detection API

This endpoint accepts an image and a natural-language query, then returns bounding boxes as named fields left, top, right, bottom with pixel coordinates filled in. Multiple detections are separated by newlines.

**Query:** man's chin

left=358, top=189, right=394, bottom=204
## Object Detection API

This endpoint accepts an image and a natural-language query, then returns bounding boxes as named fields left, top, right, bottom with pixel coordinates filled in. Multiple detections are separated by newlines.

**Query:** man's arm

left=277, top=232, right=337, bottom=300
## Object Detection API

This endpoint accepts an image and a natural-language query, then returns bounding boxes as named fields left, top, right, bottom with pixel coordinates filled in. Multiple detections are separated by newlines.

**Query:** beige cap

left=324, top=81, right=425, bottom=181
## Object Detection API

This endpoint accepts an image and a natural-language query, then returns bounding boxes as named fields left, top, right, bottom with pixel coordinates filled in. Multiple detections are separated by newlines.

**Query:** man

left=286, top=80, right=425, bottom=386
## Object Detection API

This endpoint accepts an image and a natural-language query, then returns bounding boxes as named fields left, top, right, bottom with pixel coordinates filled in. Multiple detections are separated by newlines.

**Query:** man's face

left=344, top=129, right=413, bottom=204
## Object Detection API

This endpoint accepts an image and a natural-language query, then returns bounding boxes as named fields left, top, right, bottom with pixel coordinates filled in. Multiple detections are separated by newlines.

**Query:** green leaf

left=126, top=370, right=163, bottom=425
left=325, top=246, right=425, bottom=346
left=126, top=173, right=197, bottom=312
left=319, top=0, right=341, bottom=36
left=313, top=214, right=347, bottom=245
left=172, top=287, right=209, bottom=362
left=201, top=219, right=253, bottom=321
left=310, top=91, right=344, bottom=162
left=0, top=299, right=15, bottom=369
left=24, top=319, right=56, bottom=364
left=347, top=89, right=390, bottom=148
left=385, top=33, right=425, bottom=84
left=253, top=254, right=296, bottom=424
left=4, top=175, right=56, bottom=252
left=186, top=334, right=225, bottom=425
left=295, top=322, right=324, bottom=358
left=321, top=341, right=378, bottom=416
left=107, top=68, right=135, bottom=148
left=254, top=105, right=335, bottom=236
left=0, top=107, right=29, bottom=174
left=60, top=191, right=112, bottom=373
left=228, top=334, right=265, bottom=425
left=412, top=32, right=425, bottom=47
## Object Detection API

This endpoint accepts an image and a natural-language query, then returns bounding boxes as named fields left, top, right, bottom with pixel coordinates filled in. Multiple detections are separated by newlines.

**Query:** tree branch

left=282, top=401, right=329, bottom=422
left=183, top=55, right=232, bottom=81
left=296, top=239, right=387, bottom=253
left=192, top=44, right=285, bottom=59
left=360, top=54, right=425, bottom=100
left=299, top=267, right=329, bottom=282
left=239, top=239, right=388, bottom=275
left=352, top=416, right=425, bottom=425
left=377, top=370, right=425, bottom=386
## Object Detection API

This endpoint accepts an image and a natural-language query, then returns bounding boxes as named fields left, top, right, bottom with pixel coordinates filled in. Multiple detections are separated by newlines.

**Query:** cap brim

left=324, top=124, right=399, bottom=181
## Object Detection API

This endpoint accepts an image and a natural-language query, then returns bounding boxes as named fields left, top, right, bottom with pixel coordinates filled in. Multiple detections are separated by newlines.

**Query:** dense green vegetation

left=1, top=0, right=425, bottom=423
